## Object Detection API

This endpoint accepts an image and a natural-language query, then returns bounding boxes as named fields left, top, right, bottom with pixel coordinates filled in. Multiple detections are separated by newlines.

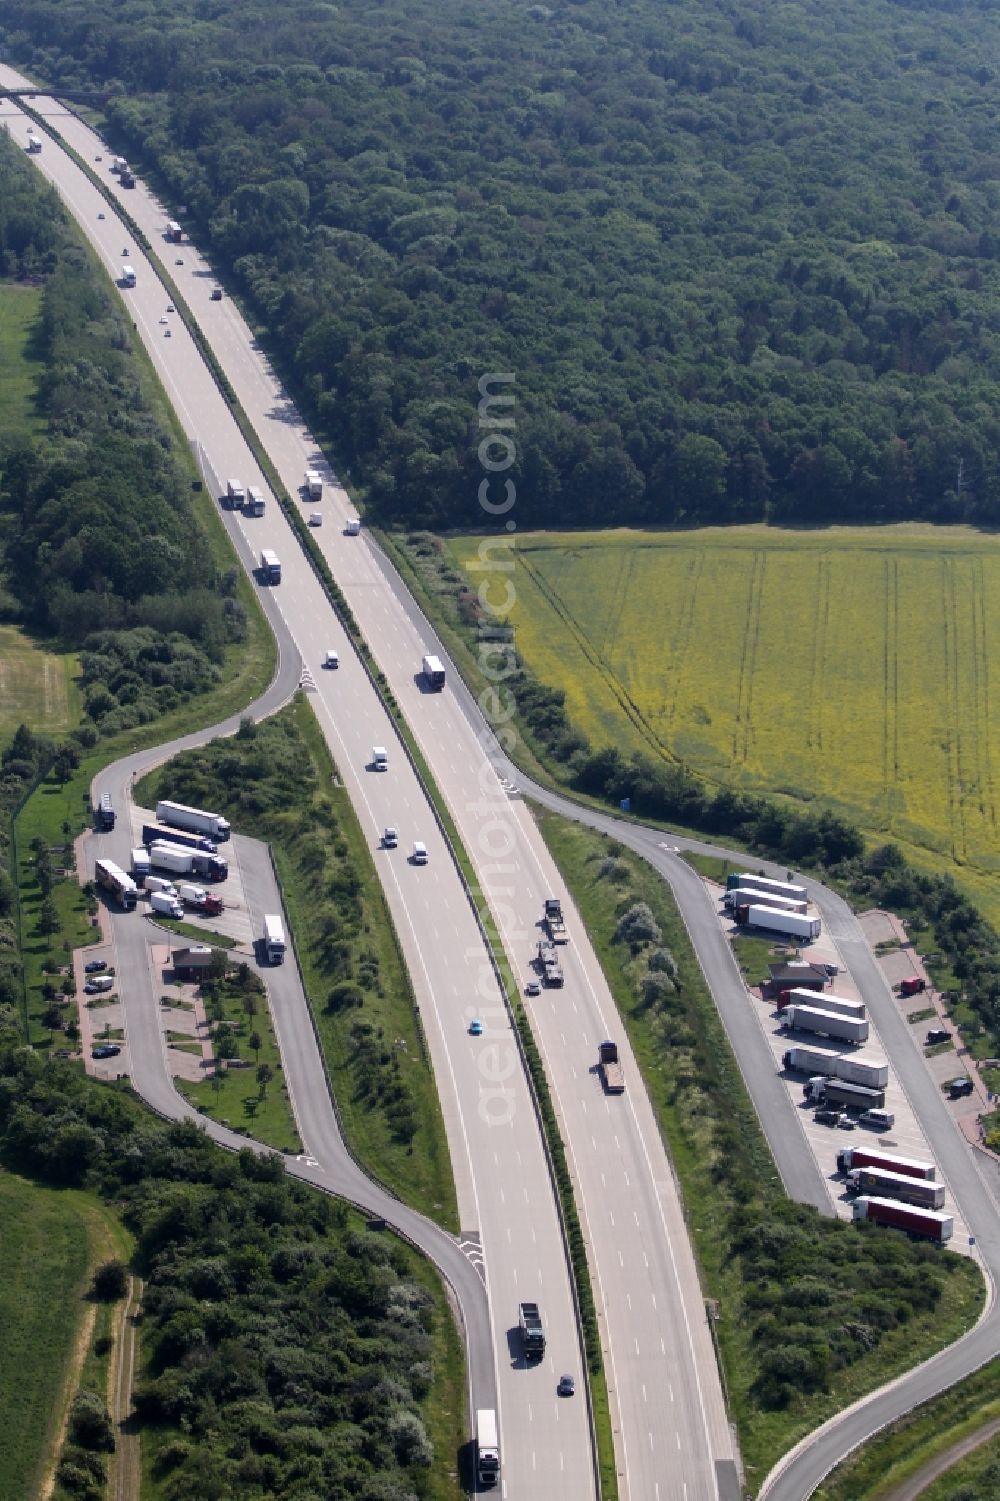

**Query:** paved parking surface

left=706, top=882, right=974, bottom=1252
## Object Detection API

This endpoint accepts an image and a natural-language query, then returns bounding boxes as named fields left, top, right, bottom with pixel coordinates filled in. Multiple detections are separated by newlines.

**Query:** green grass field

left=0, top=1170, right=124, bottom=1501
left=449, top=524, right=1000, bottom=926
left=0, top=282, right=43, bottom=439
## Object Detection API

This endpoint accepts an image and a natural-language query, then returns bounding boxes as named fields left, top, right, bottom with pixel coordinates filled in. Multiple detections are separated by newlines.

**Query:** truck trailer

left=804, top=1077, right=886, bottom=1110
left=852, top=1195, right=953, bottom=1244
left=155, top=800, right=231, bottom=841
left=727, top=871, right=809, bottom=902
left=245, top=487, right=266, bottom=517
left=518, top=1301, right=545, bottom=1357
left=421, top=654, right=446, bottom=690
left=150, top=842, right=228, bottom=882
left=544, top=897, right=568, bottom=943
left=780, top=987, right=865, bottom=1022
left=131, top=848, right=151, bottom=879
left=847, top=1167, right=946, bottom=1211
left=737, top=904, right=821, bottom=941
left=260, top=549, right=282, bottom=584
left=476, top=1409, right=500, bottom=1487
left=838, top=1147, right=936, bottom=1180
left=142, top=822, right=218, bottom=854
left=263, top=914, right=286, bottom=965
left=149, top=890, right=184, bottom=919
left=95, top=858, right=137, bottom=911
left=778, top=1004, right=869, bottom=1044
left=725, top=887, right=807, bottom=915
left=537, top=938, right=564, bottom=987
left=600, top=1040, right=625, bottom=1093
left=225, top=478, right=246, bottom=510
left=783, top=1046, right=889, bottom=1089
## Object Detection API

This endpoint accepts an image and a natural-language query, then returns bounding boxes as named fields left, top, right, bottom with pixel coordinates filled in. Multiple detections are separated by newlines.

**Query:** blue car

left=469, top=1019, right=483, bottom=1037
left=84, top=958, right=107, bottom=973
left=92, top=1045, right=121, bottom=1059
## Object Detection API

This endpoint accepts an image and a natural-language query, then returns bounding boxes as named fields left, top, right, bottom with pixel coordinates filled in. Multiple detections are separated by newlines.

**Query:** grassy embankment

left=814, top=1354, right=1000, bottom=1501
left=0, top=1170, right=129, bottom=1501
left=536, top=810, right=984, bottom=1489
left=136, top=697, right=459, bottom=1231
left=433, top=525, right=1000, bottom=933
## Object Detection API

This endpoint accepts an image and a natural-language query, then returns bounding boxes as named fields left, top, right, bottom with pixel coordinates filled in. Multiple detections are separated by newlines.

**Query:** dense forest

left=0, top=134, right=244, bottom=739
left=5, top=0, right=1000, bottom=529
left=0, top=1029, right=451, bottom=1501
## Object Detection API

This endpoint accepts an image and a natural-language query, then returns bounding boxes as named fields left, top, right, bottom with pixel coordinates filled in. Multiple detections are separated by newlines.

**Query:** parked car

left=949, top=1077, right=975, bottom=1098
left=836, top=1115, right=857, bottom=1131
left=926, top=1028, right=951, bottom=1045
left=92, top=1045, right=121, bottom=1059
left=84, top=959, right=107, bottom=973
left=557, top=1375, right=575, bottom=1397
left=814, top=1108, right=841, bottom=1126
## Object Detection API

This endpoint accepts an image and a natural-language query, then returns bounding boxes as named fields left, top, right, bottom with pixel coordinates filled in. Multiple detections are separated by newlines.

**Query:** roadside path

left=881, top=1413, right=1000, bottom=1501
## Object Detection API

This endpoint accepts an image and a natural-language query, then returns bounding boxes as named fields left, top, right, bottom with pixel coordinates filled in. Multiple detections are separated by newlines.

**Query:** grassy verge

left=172, top=963, right=301, bottom=1153
left=134, top=697, right=459, bottom=1231
left=0, top=281, right=44, bottom=441
left=732, top=933, right=782, bottom=988
left=814, top=1357, right=1000, bottom=1501
left=534, top=809, right=984, bottom=1489
left=681, top=851, right=738, bottom=883
left=0, top=1171, right=125, bottom=1501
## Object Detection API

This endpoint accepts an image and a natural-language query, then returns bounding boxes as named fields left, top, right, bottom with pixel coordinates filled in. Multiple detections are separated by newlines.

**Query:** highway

left=7, top=70, right=1000, bottom=1501
left=0, top=88, right=595, bottom=1501
left=20, top=93, right=741, bottom=1501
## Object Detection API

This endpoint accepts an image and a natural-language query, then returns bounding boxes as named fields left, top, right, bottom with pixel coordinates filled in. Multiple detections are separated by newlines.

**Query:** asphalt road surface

left=0, top=87, right=595, bottom=1501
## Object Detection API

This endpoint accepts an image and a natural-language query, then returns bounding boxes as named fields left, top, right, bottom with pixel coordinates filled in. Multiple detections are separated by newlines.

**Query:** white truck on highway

left=778, top=1004, right=869, bottom=1044
left=422, top=653, right=446, bottom=690
left=263, top=914, right=286, bottom=965
left=783, top=1045, right=889, bottom=1089
left=537, top=938, right=564, bottom=987
left=476, top=1409, right=499, bottom=1487
left=305, top=469, right=323, bottom=499
left=226, top=478, right=246, bottom=510
left=245, top=486, right=266, bottom=516
left=156, top=800, right=231, bottom=841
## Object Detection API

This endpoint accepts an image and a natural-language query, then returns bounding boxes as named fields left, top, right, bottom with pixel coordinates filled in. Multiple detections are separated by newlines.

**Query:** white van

left=372, top=746, right=388, bottom=770
left=412, top=841, right=428, bottom=865
left=859, top=1109, right=895, bottom=1131
left=144, top=875, right=178, bottom=897
left=324, top=649, right=339, bottom=669
left=345, top=516, right=361, bottom=535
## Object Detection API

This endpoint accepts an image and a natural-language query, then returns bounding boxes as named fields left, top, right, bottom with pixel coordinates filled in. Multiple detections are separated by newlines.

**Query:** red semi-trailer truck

left=852, top=1195, right=953, bottom=1244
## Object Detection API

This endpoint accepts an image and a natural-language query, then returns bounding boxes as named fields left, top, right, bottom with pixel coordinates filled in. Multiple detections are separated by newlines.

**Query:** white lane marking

left=626, top=1293, right=632, bottom=1310
left=642, top=1384, right=648, bottom=1403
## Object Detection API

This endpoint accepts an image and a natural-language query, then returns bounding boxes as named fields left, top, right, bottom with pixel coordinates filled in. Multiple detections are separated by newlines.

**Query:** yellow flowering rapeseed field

left=449, top=525, right=1000, bottom=925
